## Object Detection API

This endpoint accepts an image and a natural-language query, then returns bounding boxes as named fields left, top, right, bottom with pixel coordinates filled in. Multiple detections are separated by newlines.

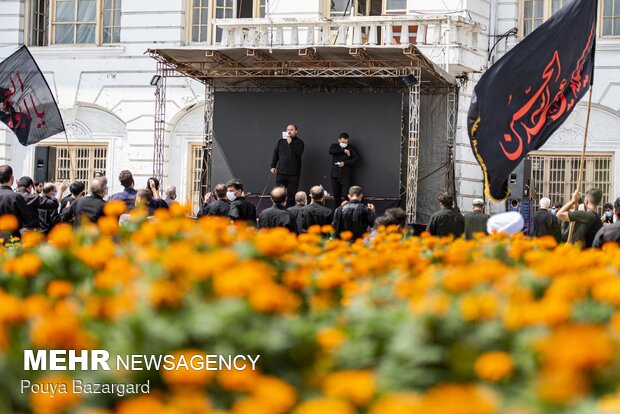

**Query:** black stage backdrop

left=212, top=91, right=402, bottom=198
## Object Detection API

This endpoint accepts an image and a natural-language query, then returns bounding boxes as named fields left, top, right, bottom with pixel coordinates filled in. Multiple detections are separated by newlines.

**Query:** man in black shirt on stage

left=271, top=124, right=304, bottom=207
left=303, top=185, right=334, bottom=231
left=329, top=132, right=360, bottom=208
left=258, top=186, right=298, bottom=233
left=198, top=183, right=231, bottom=218
left=226, top=179, right=257, bottom=224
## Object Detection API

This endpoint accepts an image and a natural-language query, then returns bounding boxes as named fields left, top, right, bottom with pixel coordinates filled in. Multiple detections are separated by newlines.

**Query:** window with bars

left=528, top=152, right=614, bottom=213
left=49, top=144, right=108, bottom=191
left=188, top=144, right=204, bottom=216
left=26, top=0, right=121, bottom=46
left=603, top=0, right=620, bottom=37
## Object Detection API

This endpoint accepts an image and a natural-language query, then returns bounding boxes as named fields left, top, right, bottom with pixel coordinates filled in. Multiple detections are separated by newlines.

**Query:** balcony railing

left=211, top=15, right=484, bottom=51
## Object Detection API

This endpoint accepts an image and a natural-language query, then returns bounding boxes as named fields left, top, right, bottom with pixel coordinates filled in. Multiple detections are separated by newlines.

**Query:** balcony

left=211, top=15, right=486, bottom=74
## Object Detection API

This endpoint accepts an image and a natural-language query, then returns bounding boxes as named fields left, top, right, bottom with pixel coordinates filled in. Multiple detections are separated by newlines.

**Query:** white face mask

left=226, top=191, right=237, bottom=202
left=339, top=142, right=348, bottom=148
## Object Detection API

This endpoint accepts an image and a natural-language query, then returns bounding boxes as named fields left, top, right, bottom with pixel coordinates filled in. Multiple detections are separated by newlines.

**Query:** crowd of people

left=426, top=187, right=620, bottom=249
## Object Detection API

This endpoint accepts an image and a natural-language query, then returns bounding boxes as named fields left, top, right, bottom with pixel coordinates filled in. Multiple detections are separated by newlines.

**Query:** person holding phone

left=270, top=124, right=304, bottom=208
left=329, top=132, right=360, bottom=208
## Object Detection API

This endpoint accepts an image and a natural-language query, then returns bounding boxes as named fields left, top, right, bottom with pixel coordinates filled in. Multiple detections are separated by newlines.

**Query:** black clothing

left=333, top=200, right=375, bottom=241
left=276, top=174, right=300, bottom=208
left=69, top=194, right=106, bottom=225
left=303, top=201, right=334, bottom=231
left=568, top=210, right=603, bottom=248
left=329, top=144, right=360, bottom=207
left=531, top=209, right=562, bottom=242
left=271, top=136, right=304, bottom=176
left=593, top=221, right=620, bottom=248
left=38, top=196, right=60, bottom=234
left=0, top=185, right=29, bottom=231
left=164, top=197, right=177, bottom=207
left=16, top=188, right=40, bottom=230
left=60, top=196, right=80, bottom=224
left=426, top=207, right=465, bottom=237
left=150, top=198, right=169, bottom=211
left=463, top=210, right=490, bottom=239
left=229, top=197, right=257, bottom=223
left=197, top=199, right=231, bottom=218
left=258, top=204, right=298, bottom=233
left=287, top=204, right=305, bottom=233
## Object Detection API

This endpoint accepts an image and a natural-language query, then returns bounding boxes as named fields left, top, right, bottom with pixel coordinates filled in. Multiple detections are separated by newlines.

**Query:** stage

left=149, top=46, right=458, bottom=224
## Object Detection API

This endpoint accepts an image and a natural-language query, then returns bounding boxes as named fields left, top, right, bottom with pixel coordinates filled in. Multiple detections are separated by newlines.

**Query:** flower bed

left=2, top=203, right=620, bottom=414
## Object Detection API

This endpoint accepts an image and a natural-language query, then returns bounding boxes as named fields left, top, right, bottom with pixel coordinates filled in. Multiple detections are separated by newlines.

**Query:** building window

left=103, top=0, right=121, bottom=43
left=188, top=143, right=204, bottom=216
left=384, top=0, right=406, bottom=14
left=603, top=0, right=620, bottom=36
left=37, top=144, right=107, bottom=190
left=520, top=0, right=580, bottom=37
left=529, top=152, right=613, bottom=214
left=190, top=0, right=264, bottom=44
left=26, top=0, right=121, bottom=46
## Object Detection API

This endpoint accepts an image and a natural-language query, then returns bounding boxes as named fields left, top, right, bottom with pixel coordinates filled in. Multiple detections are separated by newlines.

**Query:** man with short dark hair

left=38, top=182, right=65, bottom=233
left=67, top=177, right=108, bottom=225
left=0, top=165, right=29, bottom=234
left=34, top=181, right=43, bottom=196
left=332, top=186, right=376, bottom=241
left=287, top=191, right=307, bottom=232
left=110, top=170, right=137, bottom=210
left=302, top=185, right=334, bottom=231
left=16, top=176, right=40, bottom=231
left=329, top=132, right=360, bottom=207
left=426, top=192, right=465, bottom=237
left=197, top=183, right=231, bottom=217
left=226, top=179, right=257, bottom=224
left=557, top=188, right=603, bottom=248
left=270, top=124, right=304, bottom=207
left=463, top=198, right=490, bottom=239
left=258, top=186, right=298, bottom=233
left=60, top=181, right=86, bottom=224
left=593, top=197, right=620, bottom=248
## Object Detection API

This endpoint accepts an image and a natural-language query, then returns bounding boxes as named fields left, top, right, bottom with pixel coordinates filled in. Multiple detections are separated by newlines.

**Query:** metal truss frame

left=405, top=67, right=422, bottom=225
left=153, top=61, right=167, bottom=184
left=201, top=79, right=215, bottom=198
left=445, top=88, right=458, bottom=202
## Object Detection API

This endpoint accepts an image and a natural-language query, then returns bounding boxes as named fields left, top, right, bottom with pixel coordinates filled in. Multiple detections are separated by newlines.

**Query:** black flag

left=467, top=0, right=597, bottom=201
left=0, top=46, right=64, bottom=146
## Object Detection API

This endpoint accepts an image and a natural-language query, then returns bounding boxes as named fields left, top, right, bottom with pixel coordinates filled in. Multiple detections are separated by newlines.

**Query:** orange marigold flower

left=169, top=202, right=191, bottom=217
left=537, top=368, right=588, bottom=405
left=316, top=327, right=346, bottom=352
left=251, top=376, right=298, bottom=413
left=321, top=224, right=334, bottom=234
left=369, top=392, right=422, bottom=414
left=103, top=200, right=127, bottom=216
left=339, top=231, right=353, bottom=241
left=232, top=397, right=277, bottom=414
left=255, top=228, right=298, bottom=257
left=116, top=395, right=165, bottom=414
left=218, top=367, right=260, bottom=392
left=47, top=280, right=73, bottom=299
left=160, top=349, right=214, bottom=388
left=460, top=292, right=499, bottom=321
left=12, top=253, right=42, bottom=277
left=0, top=214, right=18, bottom=232
left=248, top=282, right=299, bottom=313
left=0, top=292, right=22, bottom=323
left=21, top=231, right=44, bottom=248
left=97, top=215, right=119, bottom=236
left=418, top=384, right=498, bottom=414
left=474, top=351, right=515, bottom=382
left=47, top=223, right=73, bottom=248
left=30, top=375, right=81, bottom=414
left=293, top=397, right=357, bottom=414
left=322, top=370, right=375, bottom=406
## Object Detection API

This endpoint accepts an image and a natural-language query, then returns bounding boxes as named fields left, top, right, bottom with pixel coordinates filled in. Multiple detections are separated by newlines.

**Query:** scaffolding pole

left=446, top=88, right=458, bottom=204
left=153, top=62, right=167, bottom=184
left=405, top=67, right=421, bottom=225
left=201, top=79, right=215, bottom=198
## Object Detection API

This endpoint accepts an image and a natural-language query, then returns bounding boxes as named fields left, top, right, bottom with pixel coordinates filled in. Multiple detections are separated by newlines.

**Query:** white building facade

left=0, top=0, right=618, bottom=214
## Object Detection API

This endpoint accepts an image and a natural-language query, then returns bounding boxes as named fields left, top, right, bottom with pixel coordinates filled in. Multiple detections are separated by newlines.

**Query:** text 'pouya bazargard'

left=24, top=350, right=261, bottom=371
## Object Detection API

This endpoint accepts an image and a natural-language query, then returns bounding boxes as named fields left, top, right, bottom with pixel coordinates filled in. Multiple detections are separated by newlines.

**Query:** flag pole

left=567, top=85, right=594, bottom=244
left=63, top=130, right=76, bottom=183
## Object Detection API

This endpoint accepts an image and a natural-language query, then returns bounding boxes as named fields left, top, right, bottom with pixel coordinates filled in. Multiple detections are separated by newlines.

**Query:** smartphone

left=282, top=131, right=288, bottom=139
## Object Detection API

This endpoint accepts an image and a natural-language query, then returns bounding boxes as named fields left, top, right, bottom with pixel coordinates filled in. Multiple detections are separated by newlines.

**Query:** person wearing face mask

left=329, top=132, right=360, bottom=208
left=226, top=179, right=257, bottom=225
left=530, top=197, right=562, bottom=242
left=593, top=198, right=620, bottom=248
left=601, top=202, right=614, bottom=226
